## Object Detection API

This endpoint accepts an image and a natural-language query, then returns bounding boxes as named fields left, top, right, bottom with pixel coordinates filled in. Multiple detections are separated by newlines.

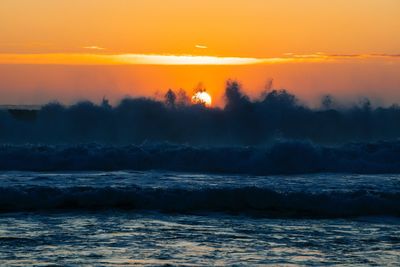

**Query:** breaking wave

left=1, top=141, right=400, bottom=174
left=2, top=82, right=400, bottom=145
left=0, top=185, right=398, bottom=217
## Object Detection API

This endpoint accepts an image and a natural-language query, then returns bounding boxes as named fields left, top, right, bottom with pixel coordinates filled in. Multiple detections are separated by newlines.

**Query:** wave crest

left=1, top=141, right=400, bottom=174
left=2, top=84, right=400, bottom=145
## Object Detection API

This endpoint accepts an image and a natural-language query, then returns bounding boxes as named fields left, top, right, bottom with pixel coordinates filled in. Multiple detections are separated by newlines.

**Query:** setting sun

left=191, top=91, right=212, bottom=107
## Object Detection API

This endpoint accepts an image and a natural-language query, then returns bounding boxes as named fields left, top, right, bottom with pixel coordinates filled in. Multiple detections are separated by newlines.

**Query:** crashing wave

left=2, top=85, right=400, bottom=145
left=1, top=141, right=400, bottom=174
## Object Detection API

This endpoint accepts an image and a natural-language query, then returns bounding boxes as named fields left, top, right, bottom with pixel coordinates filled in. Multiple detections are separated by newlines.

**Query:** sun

left=191, top=91, right=212, bottom=107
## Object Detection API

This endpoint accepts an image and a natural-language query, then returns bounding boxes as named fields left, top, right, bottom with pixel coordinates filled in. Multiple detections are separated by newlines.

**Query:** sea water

left=0, top=171, right=399, bottom=265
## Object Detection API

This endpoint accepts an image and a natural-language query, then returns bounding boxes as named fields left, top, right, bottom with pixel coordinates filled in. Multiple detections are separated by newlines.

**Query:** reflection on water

left=0, top=212, right=399, bottom=266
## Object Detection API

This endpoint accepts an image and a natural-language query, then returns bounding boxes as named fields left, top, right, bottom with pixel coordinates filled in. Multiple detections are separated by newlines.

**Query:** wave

left=2, top=83, right=400, bottom=145
left=1, top=141, right=400, bottom=174
left=0, top=185, right=399, bottom=217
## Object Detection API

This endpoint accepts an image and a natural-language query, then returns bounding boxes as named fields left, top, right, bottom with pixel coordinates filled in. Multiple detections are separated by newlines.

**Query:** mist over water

left=1, top=80, right=400, bottom=145
left=0, top=81, right=400, bottom=174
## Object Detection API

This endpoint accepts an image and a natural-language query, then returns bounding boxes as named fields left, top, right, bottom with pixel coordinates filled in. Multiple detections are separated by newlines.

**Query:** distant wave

left=2, top=82, right=400, bottom=145
left=0, top=185, right=399, bottom=217
left=1, top=141, right=400, bottom=174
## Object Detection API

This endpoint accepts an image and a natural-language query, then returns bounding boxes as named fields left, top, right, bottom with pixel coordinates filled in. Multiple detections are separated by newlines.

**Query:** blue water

left=0, top=171, right=400, bottom=265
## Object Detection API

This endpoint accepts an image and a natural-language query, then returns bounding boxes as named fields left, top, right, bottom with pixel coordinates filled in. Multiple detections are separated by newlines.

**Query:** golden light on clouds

left=0, top=53, right=284, bottom=65
left=195, top=45, right=208, bottom=49
left=83, top=46, right=105, bottom=50
left=113, top=54, right=266, bottom=65
left=0, top=53, right=398, bottom=66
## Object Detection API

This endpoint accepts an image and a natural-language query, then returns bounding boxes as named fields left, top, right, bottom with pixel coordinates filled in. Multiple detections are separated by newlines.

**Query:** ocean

left=0, top=170, right=399, bottom=265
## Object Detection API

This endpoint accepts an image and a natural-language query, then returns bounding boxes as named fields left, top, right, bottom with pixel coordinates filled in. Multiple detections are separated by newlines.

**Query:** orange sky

left=0, top=0, right=399, bottom=106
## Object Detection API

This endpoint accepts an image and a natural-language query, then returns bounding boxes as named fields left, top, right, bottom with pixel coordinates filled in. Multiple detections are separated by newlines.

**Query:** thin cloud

left=369, top=53, right=400, bottom=58
left=83, top=46, right=105, bottom=50
left=0, top=52, right=399, bottom=66
left=0, top=54, right=270, bottom=65
left=195, top=45, right=208, bottom=49
left=292, top=53, right=400, bottom=60
left=114, top=54, right=263, bottom=65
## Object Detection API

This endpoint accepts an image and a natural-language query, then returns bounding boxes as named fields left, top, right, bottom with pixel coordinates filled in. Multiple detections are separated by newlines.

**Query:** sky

left=0, top=0, right=399, bottom=106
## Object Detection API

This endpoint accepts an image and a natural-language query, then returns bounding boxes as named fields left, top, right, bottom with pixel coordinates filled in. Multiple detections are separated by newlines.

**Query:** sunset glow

left=0, top=53, right=398, bottom=66
left=0, top=0, right=399, bottom=106
left=0, top=53, right=319, bottom=65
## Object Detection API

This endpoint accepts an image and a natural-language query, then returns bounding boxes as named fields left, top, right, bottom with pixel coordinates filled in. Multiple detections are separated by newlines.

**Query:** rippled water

left=0, top=171, right=399, bottom=265
left=2, top=170, right=400, bottom=192
left=0, top=212, right=399, bottom=266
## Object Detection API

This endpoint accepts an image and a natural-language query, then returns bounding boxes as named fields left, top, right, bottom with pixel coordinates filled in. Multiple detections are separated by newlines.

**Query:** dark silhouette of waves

left=2, top=81, right=400, bottom=145
left=1, top=141, right=400, bottom=174
left=0, top=185, right=399, bottom=217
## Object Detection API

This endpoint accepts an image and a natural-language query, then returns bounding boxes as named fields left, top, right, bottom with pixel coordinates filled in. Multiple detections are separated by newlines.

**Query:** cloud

left=0, top=53, right=269, bottom=65
left=292, top=53, right=400, bottom=60
left=195, top=45, right=208, bottom=49
left=83, top=46, right=105, bottom=50
left=0, top=52, right=399, bottom=66
left=114, top=54, right=264, bottom=65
